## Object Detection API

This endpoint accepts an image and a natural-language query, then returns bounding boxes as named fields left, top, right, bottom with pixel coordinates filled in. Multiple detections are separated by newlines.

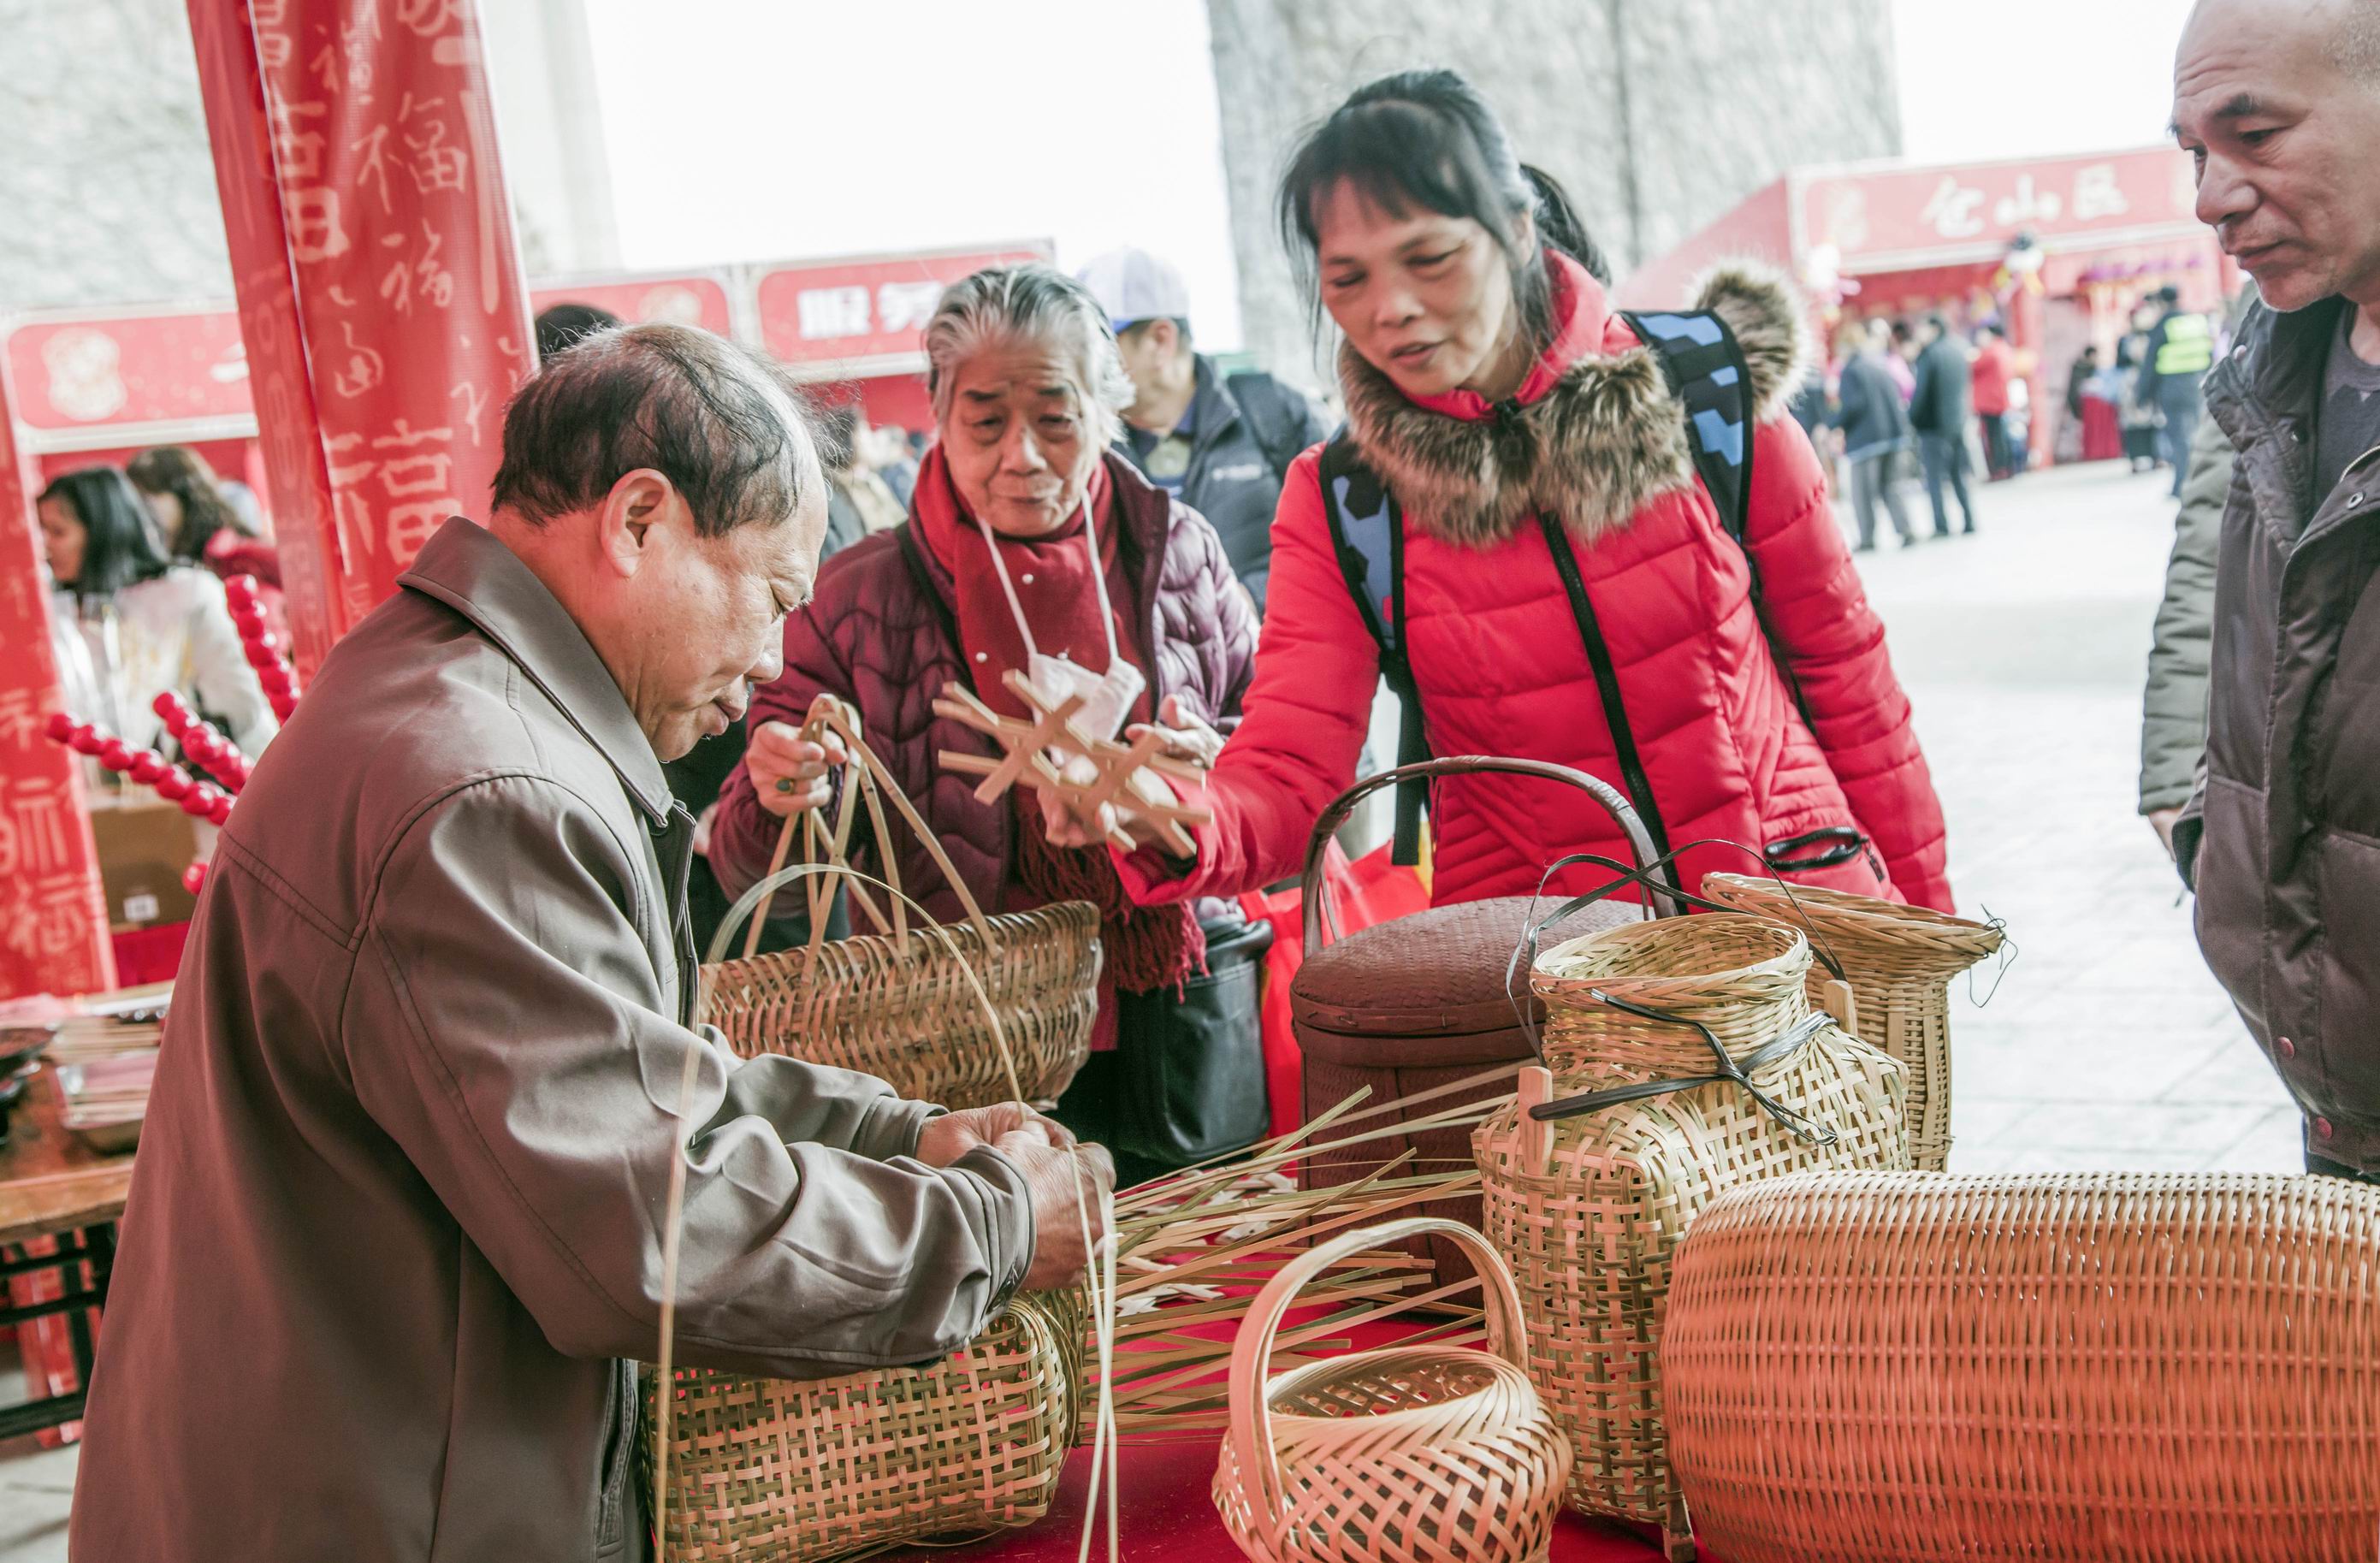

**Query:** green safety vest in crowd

left=2155, top=311, right=2215, bottom=378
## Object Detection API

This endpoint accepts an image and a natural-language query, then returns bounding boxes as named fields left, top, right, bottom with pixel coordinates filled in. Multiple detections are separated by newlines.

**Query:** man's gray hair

left=922, top=264, right=1134, bottom=442
left=2340, top=0, right=2380, bottom=83
left=492, top=323, right=822, bottom=537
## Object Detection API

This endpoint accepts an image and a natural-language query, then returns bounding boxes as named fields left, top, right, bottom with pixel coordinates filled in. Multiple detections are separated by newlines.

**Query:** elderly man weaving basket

left=68, top=324, right=1110, bottom=1563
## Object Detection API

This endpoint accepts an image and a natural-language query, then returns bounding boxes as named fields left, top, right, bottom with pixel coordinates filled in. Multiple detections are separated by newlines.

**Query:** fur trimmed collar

left=1339, top=259, right=1813, bottom=548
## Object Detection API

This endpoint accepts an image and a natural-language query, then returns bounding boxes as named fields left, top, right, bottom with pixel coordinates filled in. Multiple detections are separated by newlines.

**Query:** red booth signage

left=756, top=244, right=1051, bottom=372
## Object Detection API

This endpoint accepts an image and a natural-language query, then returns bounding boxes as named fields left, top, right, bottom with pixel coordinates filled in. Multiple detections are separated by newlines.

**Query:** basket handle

left=730, top=695, right=998, bottom=961
left=1223, top=1216, right=1530, bottom=1538
left=1299, top=757, right=1677, bottom=955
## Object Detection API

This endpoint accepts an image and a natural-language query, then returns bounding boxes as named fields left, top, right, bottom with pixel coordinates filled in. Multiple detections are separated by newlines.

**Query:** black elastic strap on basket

left=1525, top=994, right=1838, bottom=1146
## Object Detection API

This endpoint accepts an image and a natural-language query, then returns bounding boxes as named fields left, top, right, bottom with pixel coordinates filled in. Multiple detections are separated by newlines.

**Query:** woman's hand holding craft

left=747, top=719, right=848, bottom=818
left=1126, top=694, right=1224, bottom=771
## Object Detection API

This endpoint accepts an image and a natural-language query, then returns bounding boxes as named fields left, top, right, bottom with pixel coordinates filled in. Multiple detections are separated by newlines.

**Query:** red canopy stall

left=1618, top=146, right=2235, bottom=465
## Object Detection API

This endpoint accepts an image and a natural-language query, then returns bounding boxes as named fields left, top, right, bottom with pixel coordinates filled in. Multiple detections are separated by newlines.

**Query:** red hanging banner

left=0, top=368, right=115, bottom=1002
left=185, top=0, right=536, bottom=678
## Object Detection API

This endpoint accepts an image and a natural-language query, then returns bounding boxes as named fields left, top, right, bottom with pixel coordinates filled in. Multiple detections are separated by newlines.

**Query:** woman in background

left=38, top=466, right=277, bottom=760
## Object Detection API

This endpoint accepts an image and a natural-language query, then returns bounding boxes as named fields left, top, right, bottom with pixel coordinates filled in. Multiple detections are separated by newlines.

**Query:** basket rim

left=1700, top=873, right=2005, bottom=954
left=1257, top=1343, right=1537, bottom=1434
left=1533, top=911, right=1809, bottom=989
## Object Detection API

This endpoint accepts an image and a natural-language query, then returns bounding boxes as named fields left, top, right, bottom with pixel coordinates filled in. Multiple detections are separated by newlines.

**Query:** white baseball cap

left=1076, top=248, right=1192, bottom=334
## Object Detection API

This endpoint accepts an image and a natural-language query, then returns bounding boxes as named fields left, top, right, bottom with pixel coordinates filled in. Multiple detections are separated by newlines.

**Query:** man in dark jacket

left=1079, top=247, right=1330, bottom=613
left=1829, top=329, right=1919, bottom=551
left=2134, top=285, right=2218, bottom=497
left=1908, top=314, right=1980, bottom=536
left=2171, top=0, right=2380, bottom=1183
left=69, top=324, right=1108, bottom=1561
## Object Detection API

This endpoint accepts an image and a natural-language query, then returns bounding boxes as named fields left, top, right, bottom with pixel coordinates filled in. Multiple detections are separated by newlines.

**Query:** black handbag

left=1104, top=910, right=1275, bottom=1167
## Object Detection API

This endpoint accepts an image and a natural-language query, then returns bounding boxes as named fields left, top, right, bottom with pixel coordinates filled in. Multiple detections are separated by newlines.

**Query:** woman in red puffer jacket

left=1049, top=68, right=1952, bottom=915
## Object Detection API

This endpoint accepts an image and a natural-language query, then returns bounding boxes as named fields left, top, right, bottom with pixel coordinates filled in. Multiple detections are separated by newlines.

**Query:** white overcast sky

left=582, top=0, right=2202, bottom=353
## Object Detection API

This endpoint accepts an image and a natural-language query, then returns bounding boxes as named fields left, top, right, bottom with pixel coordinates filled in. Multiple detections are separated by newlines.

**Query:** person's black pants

left=2158, top=389, right=2203, bottom=498
left=1980, top=411, right=2013, bottom=479
left=1917, top=430, right=1976, bottom=535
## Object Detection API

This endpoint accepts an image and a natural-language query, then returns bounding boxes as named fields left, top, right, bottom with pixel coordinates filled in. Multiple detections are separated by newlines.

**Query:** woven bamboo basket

left=1664, top=1170, right=2380, bottom=1563
left=699, top=698, right=1099, bottom=1109
left=1700, top=873, right=2003, bottom=1170
left=1216, top=1216, right=1572, bottom=1563
left=1474, top=913, right=1909, bottom=1560
left=646, top=1288, right=1086, bottom=1561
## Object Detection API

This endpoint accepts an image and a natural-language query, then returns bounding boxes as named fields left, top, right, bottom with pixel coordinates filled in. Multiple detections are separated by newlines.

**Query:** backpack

left=1323, top=307, right=1821, bottom=871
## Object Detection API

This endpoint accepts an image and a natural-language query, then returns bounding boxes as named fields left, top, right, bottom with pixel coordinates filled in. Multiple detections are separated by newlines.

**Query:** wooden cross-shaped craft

left=934, top=672, right=1213, bottom=856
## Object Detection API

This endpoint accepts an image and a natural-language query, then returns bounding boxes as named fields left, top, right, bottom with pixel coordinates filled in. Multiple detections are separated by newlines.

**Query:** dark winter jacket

left=1117, top=253, right=1951, bottom=915
left=2138, top=413, right=2235, bottom=814
left=2182, top=293, right=2380, bottom=1171
left=1113, top=357, right=1331, bottom=613
left=1831, top=350, right=1914, bottom=460
left=710, top=453, right=1259, bottom=925
left=1909, top=337, right=1973, bottom=436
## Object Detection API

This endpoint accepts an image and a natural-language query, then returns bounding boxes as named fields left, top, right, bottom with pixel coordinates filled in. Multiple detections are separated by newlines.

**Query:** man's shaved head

left=2175, top=0, right=2380, bottom=311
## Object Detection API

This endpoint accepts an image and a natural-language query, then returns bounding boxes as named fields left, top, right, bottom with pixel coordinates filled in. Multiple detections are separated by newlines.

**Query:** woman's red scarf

left=911, top=447, right=1201, bottom=1037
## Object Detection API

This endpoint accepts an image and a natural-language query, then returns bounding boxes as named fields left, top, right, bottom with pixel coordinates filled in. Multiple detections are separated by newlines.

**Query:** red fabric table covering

left=906, top=1436, right=1678, bottom=1563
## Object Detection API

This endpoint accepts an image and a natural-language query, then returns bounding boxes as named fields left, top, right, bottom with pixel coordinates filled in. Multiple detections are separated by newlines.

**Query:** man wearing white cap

left=1077, top=247, right=1329, bottom=613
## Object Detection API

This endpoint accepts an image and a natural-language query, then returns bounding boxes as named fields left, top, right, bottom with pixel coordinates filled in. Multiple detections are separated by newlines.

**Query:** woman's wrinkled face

left=941, top=342, right=1103, bottom=538
left=1314, top=179, right=1525, bottom=400
left=37, top=497, right=86, bottom=587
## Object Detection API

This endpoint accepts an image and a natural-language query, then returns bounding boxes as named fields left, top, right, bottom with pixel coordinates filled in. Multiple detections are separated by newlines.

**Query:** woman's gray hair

left=922, top=263, right=1134, bottom=443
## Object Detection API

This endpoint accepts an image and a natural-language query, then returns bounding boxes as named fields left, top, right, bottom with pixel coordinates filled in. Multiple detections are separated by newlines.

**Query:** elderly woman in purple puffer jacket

left=708, top=264, right=1266, bottom=1186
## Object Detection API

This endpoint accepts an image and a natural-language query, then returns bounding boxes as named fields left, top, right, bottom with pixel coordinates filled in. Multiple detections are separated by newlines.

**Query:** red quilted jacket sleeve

left=1745, top=414, right=1954, bottom=912
left=1116, top=448, right=1378, bottom=903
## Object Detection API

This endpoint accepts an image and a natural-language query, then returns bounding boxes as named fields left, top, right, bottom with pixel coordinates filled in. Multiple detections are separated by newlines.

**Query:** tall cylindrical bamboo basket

left=1474, top=914, right=1909, bottom=1560
left=1665, top=1169, right=2380, bottom=1563
left=1700, top=873, right=2003, bottom=1171
left=644, top=1288, right=1086, bottom=1561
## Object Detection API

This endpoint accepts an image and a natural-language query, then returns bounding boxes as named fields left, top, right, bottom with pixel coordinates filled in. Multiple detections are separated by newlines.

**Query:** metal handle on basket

left=1298, top=757, right=1678, bottom=955
left=1224, top=1216, right=1530, bottom=1535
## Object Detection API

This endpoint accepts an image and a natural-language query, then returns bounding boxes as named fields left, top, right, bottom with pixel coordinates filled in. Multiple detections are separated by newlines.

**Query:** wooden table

left=0, top=1064, right=133, bottom=1440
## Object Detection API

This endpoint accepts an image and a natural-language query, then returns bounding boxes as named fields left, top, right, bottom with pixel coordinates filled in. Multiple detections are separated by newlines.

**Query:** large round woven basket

left=1216, top=1216, right=1572, bottom=1563
left=1700, top=873, right=2003, bottom=1171
left=702, top=897, right=1100, bottom=1108
left=645, top=1288, right=1086, bottom=1562
left=1474, top=913, right=1909, bottom=1559
left=1664, top=1169, right=2380, bottom=1563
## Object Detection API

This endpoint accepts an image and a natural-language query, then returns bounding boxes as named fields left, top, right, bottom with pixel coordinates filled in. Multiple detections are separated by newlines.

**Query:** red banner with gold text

left=184, top=0, right=536, bottom=678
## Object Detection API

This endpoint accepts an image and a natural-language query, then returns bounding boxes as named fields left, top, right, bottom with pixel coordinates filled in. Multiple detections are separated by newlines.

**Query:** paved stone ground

left=0, top=458, right=2306, bottom=1560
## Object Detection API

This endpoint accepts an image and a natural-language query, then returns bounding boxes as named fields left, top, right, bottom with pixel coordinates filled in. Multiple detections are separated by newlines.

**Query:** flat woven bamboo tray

left=1475, top=913, right=1909, bottom=1559
left=1700, top=873, right=2003, bottom=1170
left=1664, top=1169, right=2380, bottom=1563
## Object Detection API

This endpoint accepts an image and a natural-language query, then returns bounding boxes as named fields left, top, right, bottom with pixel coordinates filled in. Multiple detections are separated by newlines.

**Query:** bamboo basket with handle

left=700, top=696, right=1099, bottom=1109
left=1215, top=1216, right=1571, bottom=1563
left=1665, top=1169, right=2380, bottom=1563
left=1699, top=873, right=2003, bottom=1170
left=1473, top=913, right=1909, bottom=1560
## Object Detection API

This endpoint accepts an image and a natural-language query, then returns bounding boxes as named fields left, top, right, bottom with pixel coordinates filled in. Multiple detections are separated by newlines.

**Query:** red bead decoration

left=154, top=768, right=192, bottom=802
left=44, top=712, right=74, bottom=743
left=178, top=786, right=215, bottom=818
left=181, top=861, right=209, bottom=896
left=152, top=691, right=189, bottom=724
left=98, top=739, right=130, bottom=771
left=208, top=796, right=234, bottom=826
left=68, top=725, right=105, bottom=755
left=129, top=750, right=168, bottom=784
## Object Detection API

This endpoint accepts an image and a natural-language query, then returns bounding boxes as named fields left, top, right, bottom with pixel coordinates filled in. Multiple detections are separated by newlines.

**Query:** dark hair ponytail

left=1276, top=68, right=1606, bottom=355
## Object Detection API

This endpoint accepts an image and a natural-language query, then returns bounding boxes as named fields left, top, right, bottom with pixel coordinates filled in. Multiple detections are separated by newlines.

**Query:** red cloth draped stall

left=184, top=0, right=537, bottom=679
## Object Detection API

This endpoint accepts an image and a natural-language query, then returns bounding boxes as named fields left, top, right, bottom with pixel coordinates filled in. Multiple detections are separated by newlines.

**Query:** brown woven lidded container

left=1666, top=1170, right=2380, bottom=1563
left=1476, top=914, right=1909, bottom=1559
left=1294, top=896, right=1639, bottom=1283
left=1701, top=873, right=2003, bottom=1172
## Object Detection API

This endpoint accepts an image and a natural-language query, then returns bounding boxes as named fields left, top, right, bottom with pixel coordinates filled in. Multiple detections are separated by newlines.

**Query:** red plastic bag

left=1237, top=839, right=1432, bottom=1139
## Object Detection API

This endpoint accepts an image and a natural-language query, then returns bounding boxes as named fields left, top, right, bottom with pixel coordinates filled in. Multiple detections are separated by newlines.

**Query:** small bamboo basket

left=1474, top=914, right=1909, bottom=1560
left=700, top=697, right=1099, bottom=1108
left=1665, top=1169, right=2380, bottom=1563
left=1700, top=873, right=2004, bottom=1170
left=1216, top=1216, right=1572, bottom=1563
left=647, top=1288, right=1086, bottom=1562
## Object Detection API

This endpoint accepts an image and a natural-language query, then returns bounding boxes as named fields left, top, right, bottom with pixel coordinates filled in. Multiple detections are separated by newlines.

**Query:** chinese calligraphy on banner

left=0, top=380, right=113, bottom=1002
left=756, top=246, right=1053, bottom=368
left=184, top=0, right=536, bottom=678
left=1803, top=148, right=2199, bottom=269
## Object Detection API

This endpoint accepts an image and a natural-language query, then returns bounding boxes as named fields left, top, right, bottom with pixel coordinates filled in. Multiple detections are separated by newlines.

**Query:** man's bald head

left=2176, top=0, right=2380, bottom=311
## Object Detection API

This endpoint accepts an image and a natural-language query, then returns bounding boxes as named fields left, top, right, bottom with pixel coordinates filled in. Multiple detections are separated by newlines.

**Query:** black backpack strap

left=1620, top=308, right=1821, bottom=735
left=1317, top=433, right=1431, bottom=865
left=1226, top=370, right=1312, bottom=484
